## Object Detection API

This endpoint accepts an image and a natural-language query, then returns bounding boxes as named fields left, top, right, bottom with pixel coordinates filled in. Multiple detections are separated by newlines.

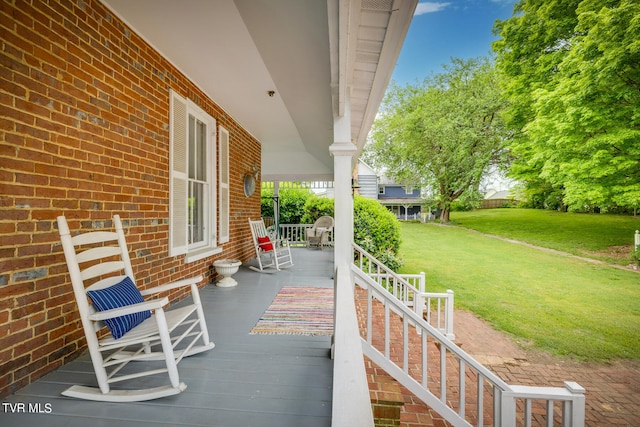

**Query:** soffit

left=101, top=0, right=416, bottom=181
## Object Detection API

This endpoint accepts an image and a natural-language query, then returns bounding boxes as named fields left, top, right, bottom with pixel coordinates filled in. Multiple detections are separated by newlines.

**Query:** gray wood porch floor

left=2, top=248, right=335, bottom=427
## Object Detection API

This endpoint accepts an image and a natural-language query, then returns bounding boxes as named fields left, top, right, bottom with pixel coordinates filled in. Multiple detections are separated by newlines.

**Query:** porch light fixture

left=243, top=162, right=260, bottom=197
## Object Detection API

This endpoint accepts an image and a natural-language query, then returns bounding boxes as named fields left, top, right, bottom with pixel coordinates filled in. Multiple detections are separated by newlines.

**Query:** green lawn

left=451, top=208, right=639, bottom=265
left=398, top=213, right=640, bottom=362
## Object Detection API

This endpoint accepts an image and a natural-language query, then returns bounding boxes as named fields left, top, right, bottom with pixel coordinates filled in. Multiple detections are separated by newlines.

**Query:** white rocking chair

left=248, top=218, right=293, bottom=272
left=57, top=215, right=215, bottom=402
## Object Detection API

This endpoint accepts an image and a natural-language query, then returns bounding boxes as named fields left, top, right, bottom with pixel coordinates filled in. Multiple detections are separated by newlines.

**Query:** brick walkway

left=356, top=288, right=640, bottom=426
left=453, top=310, right=640, bottom=427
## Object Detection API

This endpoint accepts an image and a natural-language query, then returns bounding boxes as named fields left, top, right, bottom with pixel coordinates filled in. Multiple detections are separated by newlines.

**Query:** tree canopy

left=366, top=57, right=508, bottom=222
left=494, top=0, right=640, bottom=212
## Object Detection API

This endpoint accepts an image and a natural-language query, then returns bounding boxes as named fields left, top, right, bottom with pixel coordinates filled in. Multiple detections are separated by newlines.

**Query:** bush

left=301, top=197, right=334, bottom=224
left=261, top=188, right=314, bottom=224
left=450, top=200, right=474, bottom=212
left=353, top=196, right=403, bottom=270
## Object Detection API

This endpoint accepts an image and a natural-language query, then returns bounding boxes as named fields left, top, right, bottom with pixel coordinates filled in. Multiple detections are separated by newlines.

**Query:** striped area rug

left=250, top=286, right=334, bottom=336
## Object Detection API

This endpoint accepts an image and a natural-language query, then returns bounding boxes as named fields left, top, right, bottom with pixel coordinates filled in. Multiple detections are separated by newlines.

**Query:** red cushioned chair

left=248, top=218, right=293, bottom=272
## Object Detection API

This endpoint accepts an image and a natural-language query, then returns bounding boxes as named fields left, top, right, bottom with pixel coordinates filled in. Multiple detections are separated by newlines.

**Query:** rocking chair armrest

left=270, top=238, right=290, bottom=246
left=88, top=297, right=169, bottom=321
left=254, top=239, right=289, bottom=251
left=139, top=275, right=204, bottom=296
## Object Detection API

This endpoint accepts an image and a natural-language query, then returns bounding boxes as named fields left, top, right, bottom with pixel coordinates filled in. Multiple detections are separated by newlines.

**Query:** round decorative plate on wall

left=243, top=173, right=256, bottom=197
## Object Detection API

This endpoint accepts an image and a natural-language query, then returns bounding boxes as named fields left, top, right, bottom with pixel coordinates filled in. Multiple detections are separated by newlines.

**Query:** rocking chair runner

left=248, top=218, right=293, bottom=272
left=57, top=215, right=215, bottom=402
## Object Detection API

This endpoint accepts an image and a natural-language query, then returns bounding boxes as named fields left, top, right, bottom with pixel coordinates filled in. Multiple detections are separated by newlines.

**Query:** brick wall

left=0, top=0, right=261, bottom=397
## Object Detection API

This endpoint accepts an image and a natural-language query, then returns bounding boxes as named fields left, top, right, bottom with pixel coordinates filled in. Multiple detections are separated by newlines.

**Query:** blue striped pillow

left=87, top=276, right=151, bottom=339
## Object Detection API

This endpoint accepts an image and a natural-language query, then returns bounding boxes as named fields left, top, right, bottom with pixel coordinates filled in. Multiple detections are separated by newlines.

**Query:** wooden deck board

left=2, top=248, right=334, bottom=427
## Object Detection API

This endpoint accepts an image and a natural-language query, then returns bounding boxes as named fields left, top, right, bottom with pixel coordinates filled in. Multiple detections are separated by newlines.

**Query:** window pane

left=188, top=181, right=204, bottom=244
left=196, top=119, right=206, bottom=181
left=188, top=115, right=196, bottom=179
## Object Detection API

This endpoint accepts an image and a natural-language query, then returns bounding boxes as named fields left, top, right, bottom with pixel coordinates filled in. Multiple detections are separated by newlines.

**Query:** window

left=188, top=114, right=208, bottom=247
left=218, top=126, right=230, bottom=244
left=379, top=186, right=385, bottom=195
left=405, top=186, right=413, bottom=195
left=169, top=90, right=221, bottom=261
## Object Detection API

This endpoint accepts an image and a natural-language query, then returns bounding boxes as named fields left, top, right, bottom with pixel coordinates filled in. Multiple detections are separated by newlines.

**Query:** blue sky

left=391, top=0, right=518, bottom=85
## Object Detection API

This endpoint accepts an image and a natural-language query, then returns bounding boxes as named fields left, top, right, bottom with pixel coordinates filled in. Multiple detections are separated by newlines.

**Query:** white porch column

left=330, top=106, right=356, bottom=272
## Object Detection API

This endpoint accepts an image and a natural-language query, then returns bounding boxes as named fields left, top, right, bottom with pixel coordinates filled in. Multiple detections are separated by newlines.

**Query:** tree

left=494, top=0, right=640, bottom=213
left=367, top=57, right=508, bottom=222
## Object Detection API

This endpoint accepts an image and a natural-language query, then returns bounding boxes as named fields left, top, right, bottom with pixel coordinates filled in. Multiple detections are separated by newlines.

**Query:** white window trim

left=185, top=246, right=222, bottom=264
left=169, top=89, right=220, bottom=262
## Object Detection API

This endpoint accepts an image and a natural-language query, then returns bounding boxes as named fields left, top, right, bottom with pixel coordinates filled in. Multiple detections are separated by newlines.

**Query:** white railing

left=395, top=213, right=421, bottom=221
left=278, top=223, right=334, bottom=247
left=352, top=265, right=586, bottom=427
left=331, top=264, right=375, bottom=426
left=353, top=243, right=455, bottom=340
left=262, top=181, right=334, bottom=190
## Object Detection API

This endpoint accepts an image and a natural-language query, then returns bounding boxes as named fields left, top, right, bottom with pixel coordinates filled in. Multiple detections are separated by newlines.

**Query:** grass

left=450, top=208, right=639, bottom=265
left=398, top=212, right=640, bottom=363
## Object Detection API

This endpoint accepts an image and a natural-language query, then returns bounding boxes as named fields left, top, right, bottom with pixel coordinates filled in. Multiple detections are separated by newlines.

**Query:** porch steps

left=352, top=261, right=586, bottom=427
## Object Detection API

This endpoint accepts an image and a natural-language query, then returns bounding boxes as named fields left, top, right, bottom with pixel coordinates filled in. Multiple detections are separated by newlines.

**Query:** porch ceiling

left=102, top=0, right=416, bottom=182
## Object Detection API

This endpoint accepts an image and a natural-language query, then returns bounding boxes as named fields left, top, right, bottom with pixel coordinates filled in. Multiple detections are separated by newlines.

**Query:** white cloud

left=414, top=2, right=452, bottom=16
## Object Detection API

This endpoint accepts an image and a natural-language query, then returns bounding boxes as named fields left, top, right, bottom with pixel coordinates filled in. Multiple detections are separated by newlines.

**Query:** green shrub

left=260, top=189, right=274, bottom=218
left=261, top=188, right=314, bottom=224
left=301, top=197, right=334, bottom=224
left=451, top=201, right=474, bottom=212
left=354, top=195, right=403, bottom=270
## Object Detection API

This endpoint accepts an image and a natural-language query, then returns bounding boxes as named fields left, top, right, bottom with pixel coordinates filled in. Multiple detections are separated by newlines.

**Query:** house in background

left=378, top=174, right=424, bottom=220
left=355, top=160, right=424, bottom=220
left=482, top=188, right=519, bottom=209
left=353, top=160, right=378, bottom=199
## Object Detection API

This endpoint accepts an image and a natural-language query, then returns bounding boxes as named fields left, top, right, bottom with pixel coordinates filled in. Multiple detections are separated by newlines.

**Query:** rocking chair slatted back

left=57, top=214, right=215, bottom=402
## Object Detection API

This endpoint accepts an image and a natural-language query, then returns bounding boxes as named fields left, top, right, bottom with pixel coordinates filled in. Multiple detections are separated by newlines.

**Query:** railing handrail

left=353, top=242, right=455, bottom=339
left=352, top=262, right=586, bottom=426
left=351, top=242, right=417, bottom=294
left=354, top=266, right=509, bottom=385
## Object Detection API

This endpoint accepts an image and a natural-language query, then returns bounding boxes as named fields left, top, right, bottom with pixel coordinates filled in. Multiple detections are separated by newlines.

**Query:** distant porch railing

left=274, top=223, right=334, bottom=247
left=395, top=212, right=421, bottom=221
